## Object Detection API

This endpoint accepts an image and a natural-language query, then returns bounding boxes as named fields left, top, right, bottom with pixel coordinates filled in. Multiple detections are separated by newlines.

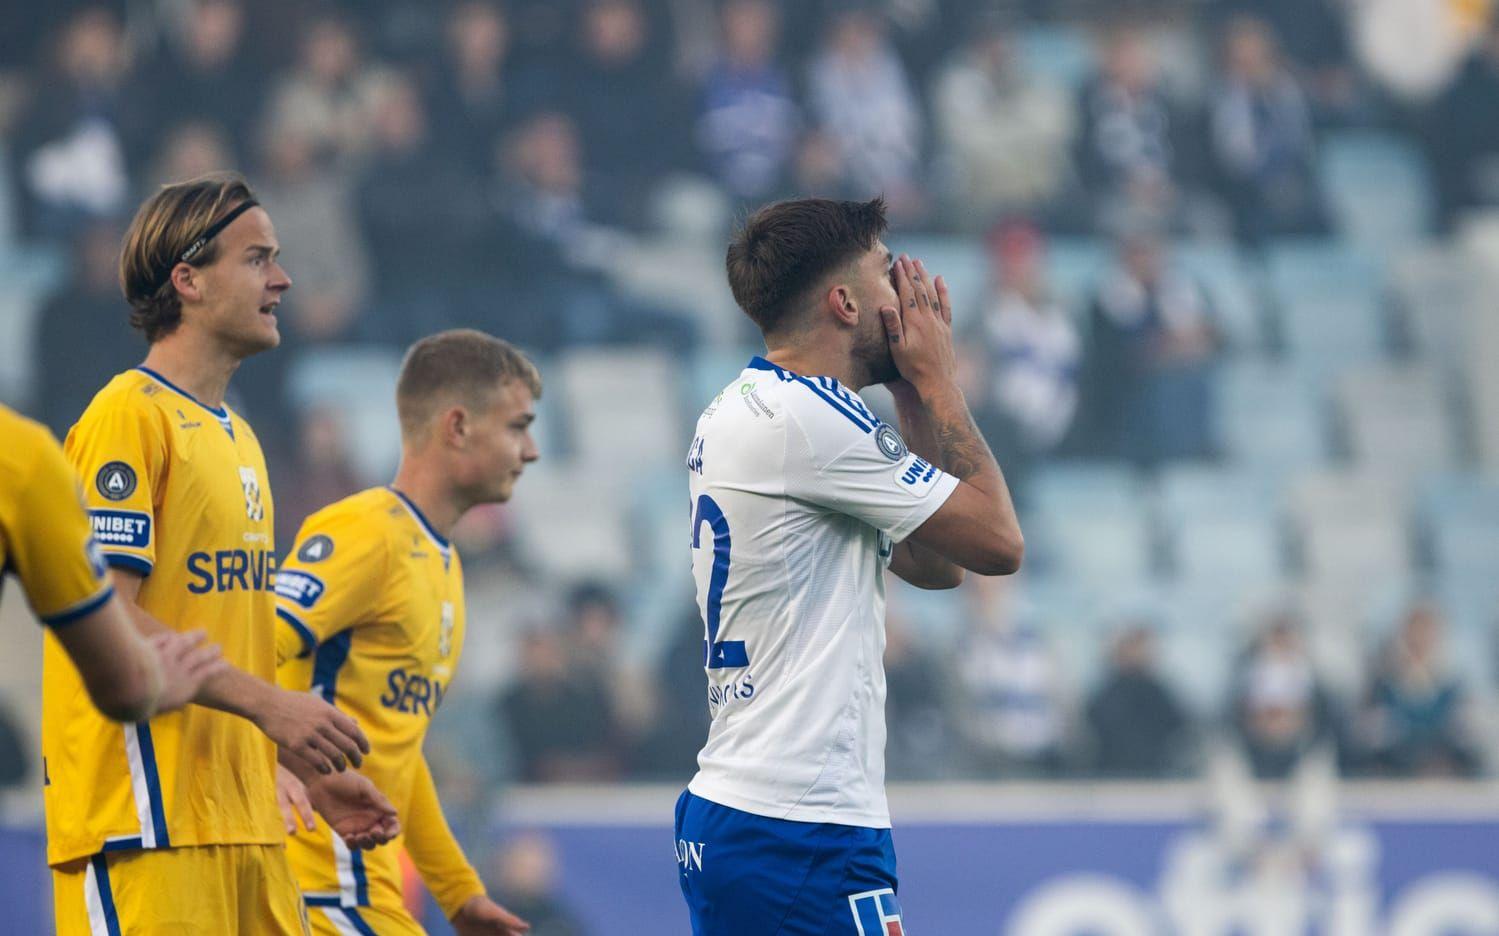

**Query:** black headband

left=154, top=198, right=259, bottom=292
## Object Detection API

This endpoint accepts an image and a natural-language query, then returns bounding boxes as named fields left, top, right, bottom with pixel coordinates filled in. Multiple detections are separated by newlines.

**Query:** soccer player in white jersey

left=676, top=197, right=1024, bottom=935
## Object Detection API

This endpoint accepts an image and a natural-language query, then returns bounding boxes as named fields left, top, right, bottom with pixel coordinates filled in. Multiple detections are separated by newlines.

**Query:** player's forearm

left=116, top=595, right=274, bottom=720
left=407, top=759, right=486, bottom=917
left=917, top=380, right=1022, bottom=547
left=890, top=387, right=966, bottom=586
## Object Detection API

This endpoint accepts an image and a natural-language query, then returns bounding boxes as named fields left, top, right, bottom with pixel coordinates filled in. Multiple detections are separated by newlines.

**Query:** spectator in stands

left=1074, top=23, right=1186, bottom=234
left=806, top=5, right=926, bottom=221
left=1358, top=603, right=1480, bottom=777
left=15, top=7, right=135, bottom=238
left=1212, top=0, right=1362, bottom=123
left=270, top=407, right=362, bottom=546
left=695, top=0, right=801, bottom=205
left=1230, top=613, right=1339, bottom=780
left=256, top=124, right=370, bottom=345
left=143, top=120, right=235, bottom=191
left=137, top=0, right=260, bottom=161
left=488, top=833, right=586, bottom=936
left=884, top=602, right=954, bottom=780
left=1207, top=17, right=1329, bottom=246
left=34, top=219, right=138, bottom=436
left=1086, top=625, right=1192, bottom=777
left=965, top=221, right=1081, bottom=502
left=266, top=11, right=391, bottom=169
left=499, top=628, right=622, bottom=782
left=930, top=12, right=1075, bottom=231
left=427, top=1, right=528, bottom=177
left=953, top=578, right=1070, bottom=777
left=1082, top=227, right=1219, bottom=465
left=635, top=604, right=714, bottom=779
left=1424, top=15, right=1499, bottom=229
left=564, top=581, right=653, bottom=762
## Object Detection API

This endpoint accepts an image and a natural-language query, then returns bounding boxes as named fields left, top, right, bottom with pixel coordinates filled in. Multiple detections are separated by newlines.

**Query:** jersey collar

left=135, top=366, right=236, bottom=438
left=386, top=486, right=452, bottom=555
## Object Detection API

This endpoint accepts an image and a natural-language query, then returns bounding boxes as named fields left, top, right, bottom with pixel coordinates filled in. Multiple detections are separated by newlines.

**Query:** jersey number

left=692, top=494, right=748, bottom=670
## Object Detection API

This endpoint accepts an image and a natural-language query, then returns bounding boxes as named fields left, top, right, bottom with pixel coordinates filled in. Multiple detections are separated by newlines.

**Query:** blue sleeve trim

left=102, top=553, right=153, bottom=577
left=276, top=607, right=317, bottom=658
left=41, top=585, right=115, bottom=628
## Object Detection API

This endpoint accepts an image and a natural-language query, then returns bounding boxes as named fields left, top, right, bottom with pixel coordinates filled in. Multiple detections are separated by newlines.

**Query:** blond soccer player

left=50, top=173, right=397, bottom=935
left=275, top=330, right=535, bottom=935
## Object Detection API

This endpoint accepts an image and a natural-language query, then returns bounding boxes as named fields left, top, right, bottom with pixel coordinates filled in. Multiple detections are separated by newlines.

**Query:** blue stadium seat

left=557, top=347, right=686, bottom=477
left=1421, top=475, right=1499, bottom=578
left=1265, top=240, right=1386, bottom=363
left=1216, top=359, right=1329, bottom=472
left=285, top=347, right=405, bottom=485
left=1320, top=133, right=1434, bottom=252
left=1175, top=242, right=1265, bottom=352
left=1017, top=25, right=1095, bottom=90
left=1336, top=364, right=1456, bottom=479
left=1290, top=471, right=1413, bottom=581
left=889, top=234, right=986, bottom=321
left=1434, top=571, right=1499, bottom=692
left=1045, top=238, right=1107, bottom=314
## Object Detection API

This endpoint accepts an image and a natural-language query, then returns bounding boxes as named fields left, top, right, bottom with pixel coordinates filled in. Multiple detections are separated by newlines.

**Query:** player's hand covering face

left=880, top=255, right=956, bottom=394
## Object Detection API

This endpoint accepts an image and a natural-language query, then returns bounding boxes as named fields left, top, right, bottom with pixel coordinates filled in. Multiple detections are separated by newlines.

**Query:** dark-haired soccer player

left=51, top=173, right=396, bottom=935
left=275, top=329, right=535, bottom=936
left=675, top=197, right=1023, bottom=934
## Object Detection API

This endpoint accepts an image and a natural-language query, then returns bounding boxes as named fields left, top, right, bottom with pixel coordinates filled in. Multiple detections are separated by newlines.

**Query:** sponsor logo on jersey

left=188, top=549, right=278, bottom=594
left=297, top=534, right=334, bottom=563
left=89, top=509, right=151, bottom=548
left=238, top=467, right=264, bottom=522
left=895, top=455, right=940, bottom=495
left=676, top=839, right=707, bottom=873
left=875, top=425, right=907, bottom=461
left=95, top=462, right=137, bottom=501
left=273, top=569, right=325, bottom=607
left=379, top=667, right=446, bottom=716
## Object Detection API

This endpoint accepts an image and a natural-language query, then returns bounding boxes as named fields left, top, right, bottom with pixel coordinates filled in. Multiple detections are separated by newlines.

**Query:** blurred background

left=1, top=0, right=1498, bottom=932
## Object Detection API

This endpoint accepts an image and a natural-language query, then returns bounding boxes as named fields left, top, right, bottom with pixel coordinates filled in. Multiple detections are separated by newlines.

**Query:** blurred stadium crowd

left=2, top=0, right=1499, bottom=817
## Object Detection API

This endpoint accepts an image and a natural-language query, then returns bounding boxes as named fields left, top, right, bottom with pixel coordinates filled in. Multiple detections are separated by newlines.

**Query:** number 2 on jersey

left=692, top=494, right=748, bottom=670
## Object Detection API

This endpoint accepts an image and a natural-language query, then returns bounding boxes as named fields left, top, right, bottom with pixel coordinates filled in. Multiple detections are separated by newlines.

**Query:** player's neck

left=762, top=346, right=866, bottom=391
left=140, top=334, right=240, bottom=408
left=389, top=461, right=463, bottom=538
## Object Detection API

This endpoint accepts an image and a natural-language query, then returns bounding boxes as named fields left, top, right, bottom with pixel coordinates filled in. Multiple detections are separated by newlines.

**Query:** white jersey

left=685, top=357, right=958, bottom=827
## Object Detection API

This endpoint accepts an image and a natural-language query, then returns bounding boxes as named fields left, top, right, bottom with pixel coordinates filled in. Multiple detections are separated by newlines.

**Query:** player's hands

left=275, top=763, right=318, bottom=835
left=147, top=629, right=227, bottom=714
left=881, top=256, right=957, bottom=397
left=452, top=895, right=531, bottom=935
left=303, top=768, right=401, bottom=851
left=257, top=688, right=370, bottom=774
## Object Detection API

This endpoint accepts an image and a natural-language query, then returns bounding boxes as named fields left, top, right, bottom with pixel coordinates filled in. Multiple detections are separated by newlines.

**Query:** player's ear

left=825, top=284, right=858, bottom=327
left=442, top=406, right=467, bottom=447
left=171, top=263, right=203, bottom=304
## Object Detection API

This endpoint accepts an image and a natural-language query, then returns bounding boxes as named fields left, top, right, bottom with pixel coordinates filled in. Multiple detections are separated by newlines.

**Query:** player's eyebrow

left=245, top=243, right=279, bottom=260
left=513, top=412, right=536, bottom=427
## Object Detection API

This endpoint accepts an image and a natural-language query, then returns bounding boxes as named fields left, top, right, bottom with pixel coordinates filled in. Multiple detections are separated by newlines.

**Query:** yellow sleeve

left=64, top=397, right=167, bottom=579
left=9, top=423, right=114, bottom=625
left=404, top=756, right=486, bottom=919
left=274, top=509, right=390, bottom=664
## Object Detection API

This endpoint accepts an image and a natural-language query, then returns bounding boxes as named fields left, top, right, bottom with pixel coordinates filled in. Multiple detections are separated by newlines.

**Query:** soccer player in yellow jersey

left=0, top=404, right=226, bottom=722
left=275, top=330, right=537, bottom=936
left=51, top=173, right=398, bottom=935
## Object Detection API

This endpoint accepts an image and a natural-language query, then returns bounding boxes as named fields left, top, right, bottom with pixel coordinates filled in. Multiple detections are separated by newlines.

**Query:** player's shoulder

left=74, top=369, right=172, bottom=429
left=289, top=487, right=397, bottom=564
left=0, top=405, right=61, bottom=486
left=749, top=359, right=884, bottom=442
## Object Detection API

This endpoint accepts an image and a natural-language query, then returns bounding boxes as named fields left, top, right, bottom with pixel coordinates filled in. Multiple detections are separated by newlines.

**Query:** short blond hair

left=119, top=172, right=256, bottom=342
left=396, top=329, right=542, bottom=439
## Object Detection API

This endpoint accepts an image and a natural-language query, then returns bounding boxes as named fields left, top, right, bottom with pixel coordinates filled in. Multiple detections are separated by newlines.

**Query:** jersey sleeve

left=402, top=756, right=486, bottom=918
left=10, top=425, right=114, bottom=626
left=782, top=393, right=959, bottom=543
left=274, top=510, right=389, bottom=663
left=64, top=397, right=168, bottom=579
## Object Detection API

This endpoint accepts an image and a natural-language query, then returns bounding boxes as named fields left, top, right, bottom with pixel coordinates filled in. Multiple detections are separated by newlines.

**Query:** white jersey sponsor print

left=685, top=357, right=958, bottom=827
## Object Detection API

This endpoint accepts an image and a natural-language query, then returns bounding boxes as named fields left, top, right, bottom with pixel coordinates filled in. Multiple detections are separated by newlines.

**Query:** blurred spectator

left=266, top=12, right=391, bottom=169
left=355, top=74, right=482, bottom=345
left=884, top=604, right=954, bottom=780
left=16, top=7, right=135, bottom=238
left=1086, top=625, right=1192, bottom=777
left=1074, top=24, right=1188, bottom=234
left=1082, top=228, right=1219, bottom=466
left=564, top=581, right=653, bottom=755
left=488, top=833, right=587, bottom=936
left=144, top=120, right=235, bottom=192
left=427, top=1, right=529, bottom=176
left=138, top=0, right=261, bottom=160
left=1230, top=614, right=1339, bottom=780
left=1352, top=0, right=1484, bottom=106
left=964, top=222, right=1081, bottom=501
left=1207, top=17, right=1329, bottom=246
left=694, top=0, right=801, bottom=204
left=1425, top=15, right=1499, bottom=228
left=931, top=12, right=1075, bottom=230
left=1213, top=0, right=1361, bottom=122
left=634, top=604, right=714, bottom=780
left=953, top=578, right=1070, bottom=776
left=499, top=628, right=621, bottom=782
left=256, top=124, right=370, bottom=345
left=806, top=6, right=926, bottom=220
left=34, top=219, right=139, bottom=436
left=270, top=407, right=361, bottom=545
left=1358, top=604, right=1480, bottom=777
left=564, top=0, right=688, bottom=226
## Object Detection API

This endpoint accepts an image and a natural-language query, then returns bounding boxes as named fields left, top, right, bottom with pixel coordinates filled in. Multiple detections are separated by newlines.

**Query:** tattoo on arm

left=934, top=410, right=994, bottom=482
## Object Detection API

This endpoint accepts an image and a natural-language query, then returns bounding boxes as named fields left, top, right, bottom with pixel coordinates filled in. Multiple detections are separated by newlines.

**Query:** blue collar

left=387, top=486, right=451, bottom=552
left=135, top=366, right=230, bottom=419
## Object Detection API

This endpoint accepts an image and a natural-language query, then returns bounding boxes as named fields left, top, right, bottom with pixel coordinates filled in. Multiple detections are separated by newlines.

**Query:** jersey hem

left=46, top=828, right=287, bottom=869
left=687, top=779, right=892, bottom=829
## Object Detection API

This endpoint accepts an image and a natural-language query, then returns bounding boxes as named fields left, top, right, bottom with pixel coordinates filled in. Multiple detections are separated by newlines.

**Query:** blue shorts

left=674, top=790, right=906, bottom=935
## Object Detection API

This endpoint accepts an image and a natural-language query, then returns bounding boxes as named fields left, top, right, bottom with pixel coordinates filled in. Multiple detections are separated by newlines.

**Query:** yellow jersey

left=276, top=486, right=485, bottom=918
left=0, top=406, right=113, bottom=627
left=46, top=366, right=282, bottom=866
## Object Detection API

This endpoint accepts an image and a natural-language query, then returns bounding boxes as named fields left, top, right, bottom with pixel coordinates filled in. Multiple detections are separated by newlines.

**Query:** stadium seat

left=1334, top=363, right=1457, bottom=478
left=1421, top=475, right=1499, bottom=578
left=1216, top=358, right=1329, bottom=472
left=285, top=347, right=405, bottom=485
left=1433, top=571, right=1499, bottom=693
left=1265, top=240, right=1386, bottom=363
left=607, top=239, right=743, bottom=346
left=1028, top=462, right=1145, bottom=517
left=507, top=462, right=633, bottom=584
left=686, top=346, right=767, bottom=415
left=1175, top=242, right=1265, bottom=352
left=889, top=234, right=986, bottom=319
left=1026, top=501, right=1154, bottom=582
left=1045, top=237, right=1107, bottom=314
left=1016, top=25, right=1095, bottom=89
left=556, top=347, right=686, bottom=477
left=1320, top=132, right=1435, bottom=252
left=1391, top=245, right=1476, bottom=374
left=1168, top=515, right=1286, bottom=582
left=1289, top=471, right=1413, bottom=581
left=0, top=244, right=68, bottom=408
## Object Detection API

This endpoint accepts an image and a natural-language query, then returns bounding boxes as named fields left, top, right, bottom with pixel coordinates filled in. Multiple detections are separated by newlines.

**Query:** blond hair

left=396, top=329, right=543, bottom=439
left=119, top=172, right=256, bottom=342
